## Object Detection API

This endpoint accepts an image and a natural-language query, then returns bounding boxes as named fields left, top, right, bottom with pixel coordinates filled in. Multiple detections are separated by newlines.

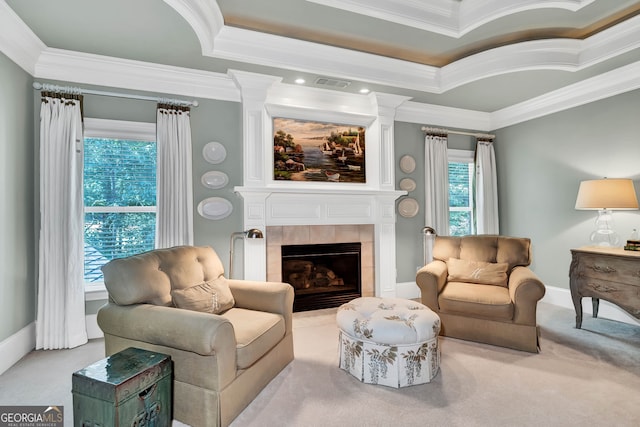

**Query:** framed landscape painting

left=273, top=117, right=366, bottom=183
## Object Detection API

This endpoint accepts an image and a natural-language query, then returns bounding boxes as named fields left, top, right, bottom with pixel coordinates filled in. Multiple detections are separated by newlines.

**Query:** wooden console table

left=569, top=246, right=640, bottom=328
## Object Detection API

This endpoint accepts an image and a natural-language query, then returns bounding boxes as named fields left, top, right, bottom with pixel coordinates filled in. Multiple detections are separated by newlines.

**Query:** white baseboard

left=396, top=281, right=421, bottom=300
left=0, top=314, right=103, bottom=376
left=0, top=322, right=35, bottom=376
left=542, top=285, right=640, bottom=326
left=86, top=314, right=104, bottom=340
left=394, top=281, right=639, bottom=326
left=2, top=286, right=636, bottom=376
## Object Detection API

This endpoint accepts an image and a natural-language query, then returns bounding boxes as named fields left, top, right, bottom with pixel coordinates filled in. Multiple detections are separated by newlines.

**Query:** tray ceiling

left=3, top=0, right=640, bottom=122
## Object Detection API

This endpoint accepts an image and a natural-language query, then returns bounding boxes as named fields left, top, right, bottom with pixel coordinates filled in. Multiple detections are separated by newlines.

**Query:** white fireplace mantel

left=235, top=186, right=406, bottom=297
left=230, top=70, right=412, bottom=297
left=234, top=186, right=406, bottom=227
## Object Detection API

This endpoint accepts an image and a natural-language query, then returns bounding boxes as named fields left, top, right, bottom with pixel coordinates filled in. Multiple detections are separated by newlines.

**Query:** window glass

left=448, top=149, right=474, bottom=236
left=83, top=121, right=156, bottom=283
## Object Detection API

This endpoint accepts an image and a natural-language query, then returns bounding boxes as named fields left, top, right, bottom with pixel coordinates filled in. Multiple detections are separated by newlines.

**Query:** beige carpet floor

left=1, top=302, right=638, bottom=427
left=231, top=302, right=640, bottom=426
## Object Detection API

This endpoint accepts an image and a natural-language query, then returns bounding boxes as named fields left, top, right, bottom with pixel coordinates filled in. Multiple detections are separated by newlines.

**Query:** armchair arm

left=416, top=260, right=448, bottom=312
left=97, top=303, right=236, bottom=357
left=227, top=279, right=294, bottom=333
left=508, top=266, right=546, bottom=325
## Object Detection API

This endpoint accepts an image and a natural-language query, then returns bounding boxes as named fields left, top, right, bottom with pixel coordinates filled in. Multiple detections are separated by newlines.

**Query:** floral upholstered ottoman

left=337, top=297, right=441, bottom=388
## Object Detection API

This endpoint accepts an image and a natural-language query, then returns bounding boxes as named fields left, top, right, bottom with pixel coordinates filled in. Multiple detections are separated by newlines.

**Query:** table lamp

left=575, top=178, right=638, bottom=246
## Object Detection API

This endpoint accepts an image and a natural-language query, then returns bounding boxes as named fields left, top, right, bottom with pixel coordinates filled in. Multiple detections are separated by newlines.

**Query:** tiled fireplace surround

left=266, top=225, right=375, bottom=297
left=231, top=72, right=410, bottom=298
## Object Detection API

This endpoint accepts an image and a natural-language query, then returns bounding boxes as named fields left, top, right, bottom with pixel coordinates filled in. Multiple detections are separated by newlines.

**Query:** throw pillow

left=446, top=258, right=509, bottom=287
left=171, top=277, right=235, bottom=314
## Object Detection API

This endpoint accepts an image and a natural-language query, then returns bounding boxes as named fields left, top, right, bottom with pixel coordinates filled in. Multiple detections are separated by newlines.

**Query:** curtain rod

left=422, top=126, right=494, bottom=140
left=33, top=82, right=199, bottom=107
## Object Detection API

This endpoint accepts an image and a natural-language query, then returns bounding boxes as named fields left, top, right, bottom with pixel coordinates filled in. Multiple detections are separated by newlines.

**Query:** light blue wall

left=5, top=64, right=639, bottom=336
left=34, top=80, right=243, bottom=315
left=394, top=122, right=475, bottom=282
left=0, top=53, right=35, bottom=342
left=394, top=90, right=640, bottom=289
left=76, top=83, right=243, bottom=260
left=494, top=89, right=640, bottom=290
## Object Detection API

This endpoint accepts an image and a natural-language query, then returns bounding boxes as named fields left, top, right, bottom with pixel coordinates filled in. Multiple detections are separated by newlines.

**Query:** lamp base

left=589, top=209, right=620, bottom=247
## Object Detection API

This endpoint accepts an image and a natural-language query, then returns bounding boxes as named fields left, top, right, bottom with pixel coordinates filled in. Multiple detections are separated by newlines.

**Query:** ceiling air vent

left=314, top=77, right=351, bottom=89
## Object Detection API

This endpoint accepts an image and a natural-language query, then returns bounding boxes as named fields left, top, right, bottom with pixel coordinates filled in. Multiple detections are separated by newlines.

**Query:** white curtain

left=475, top=139, right=500, bottom=234
left=37, top=94, right=87, bottom=350
left=156, top=105, right=194, bottom=248
left=424, top=133, right=450, bottom=235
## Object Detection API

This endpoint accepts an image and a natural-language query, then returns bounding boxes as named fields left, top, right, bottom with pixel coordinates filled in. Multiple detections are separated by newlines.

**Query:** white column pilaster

left=369, top=93, right=411, bottom=296
left=228, top=70, right=280, bottom=280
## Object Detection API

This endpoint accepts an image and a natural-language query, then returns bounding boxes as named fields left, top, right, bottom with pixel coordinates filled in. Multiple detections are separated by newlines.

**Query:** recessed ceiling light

left=359, top=88, right=370, bottom=94
left=295, top=78, right=305, bottom=84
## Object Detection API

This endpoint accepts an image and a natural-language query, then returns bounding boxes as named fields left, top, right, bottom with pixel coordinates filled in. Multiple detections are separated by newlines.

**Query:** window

left=83, top=119, right=156, bottom=285
left=448, top=149, right=475, bottom=236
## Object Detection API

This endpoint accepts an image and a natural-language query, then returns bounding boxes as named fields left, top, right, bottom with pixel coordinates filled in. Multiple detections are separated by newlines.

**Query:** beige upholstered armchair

left=97, top=245, right=294, bottom=427
left=416, top=235, right=545, bottom=353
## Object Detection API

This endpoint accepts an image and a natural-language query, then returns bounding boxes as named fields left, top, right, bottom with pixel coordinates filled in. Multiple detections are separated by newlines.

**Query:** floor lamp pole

left=229, top=229, right=264, bottom=279
left=229, top=231, right=245, bottom=279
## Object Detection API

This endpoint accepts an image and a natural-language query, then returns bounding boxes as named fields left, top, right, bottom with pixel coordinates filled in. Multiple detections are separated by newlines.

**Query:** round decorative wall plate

left=399, top=178, right=416, bottom=192
left=197, top=197, right=233, bottom=220
left=201, top=171, right=229, bottom=189
left=400, top=155, right=416, bottom=173
left=202, top=141, right=227, bottom=164
left=398, top=197, right=419, bottom=218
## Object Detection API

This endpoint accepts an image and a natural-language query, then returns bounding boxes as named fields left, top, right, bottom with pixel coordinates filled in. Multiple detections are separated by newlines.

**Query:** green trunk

left=72, top=347, right=172, bottom=427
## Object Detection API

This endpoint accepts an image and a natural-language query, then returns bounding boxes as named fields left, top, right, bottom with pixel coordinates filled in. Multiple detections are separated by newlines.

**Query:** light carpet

left=0, top=302, right=638, bottom=427
left=231, top=302, right=640, bottom=427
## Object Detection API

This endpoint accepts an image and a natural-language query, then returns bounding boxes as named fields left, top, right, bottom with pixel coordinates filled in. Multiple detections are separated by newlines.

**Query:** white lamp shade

left=575, top=179, right=639, bottom=210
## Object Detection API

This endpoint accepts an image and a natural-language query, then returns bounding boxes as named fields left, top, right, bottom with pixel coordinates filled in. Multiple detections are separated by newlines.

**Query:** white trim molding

left=376, top=282, right=640, bottom=326
left=162, top=0, right=224, bottom=54
left=232, top=81, right=406, bottom=294
left=0, top=0, right=45, bottom=74
left=491, top=60, right=640, bottom=130
left=35, top=48, right=241, bottom=103
left=306, top=0, right=595, bottom=38
left=397, top=101, right=492, bottom=131
left=543, top=285, right=640, bottom=327
left=187, top=7, right=640, bottom=96
left=0, top=316, right=103, bottom=375
left=0, top=322, right=35, bottom=376
left=213, top=25, right=441, bottom=93
left=84, top=118, right=155, bottom=141
left=2, top=1, right=639, bottom=131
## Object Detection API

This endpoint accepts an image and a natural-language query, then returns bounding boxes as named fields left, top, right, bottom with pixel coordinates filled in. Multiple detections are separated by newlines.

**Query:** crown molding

left=267, top=81, right=378, bottom=117
left=213, top=26, right=441, bottom=93
left=162, top=0, right=223, bottom=54
left=307, top=0, right=459, bottom=37
left=199, top=11, right=640, bottom=95
left=440, top=38, right=582, bottom=92
left=29, top=45, right=638, bottom=132
left=396, top=101, right=493, bottom=131
left=35, top=48, right=240, bottom=103
left=2, top=0, right=638, bottom=132
left=229, top=69, right=282, bottom=104
left=581, top=13, right=640, bottom=67
left=306, top=0, right=595, bottom=38
left=0, top=0, right=45, bottom=74
left=490, top=60, right=640, bottom=130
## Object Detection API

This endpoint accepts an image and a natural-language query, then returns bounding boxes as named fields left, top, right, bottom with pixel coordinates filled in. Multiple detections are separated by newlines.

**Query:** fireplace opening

left=282, top=242, right=361, bottom=312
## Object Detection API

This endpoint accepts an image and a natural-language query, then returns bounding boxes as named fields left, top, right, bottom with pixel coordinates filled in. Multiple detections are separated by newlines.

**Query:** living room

left=1, top=1, right=639, bottom=425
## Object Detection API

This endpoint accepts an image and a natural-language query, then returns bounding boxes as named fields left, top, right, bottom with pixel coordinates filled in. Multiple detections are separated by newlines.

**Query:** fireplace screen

left=281, top=242, right=361, bottom=311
